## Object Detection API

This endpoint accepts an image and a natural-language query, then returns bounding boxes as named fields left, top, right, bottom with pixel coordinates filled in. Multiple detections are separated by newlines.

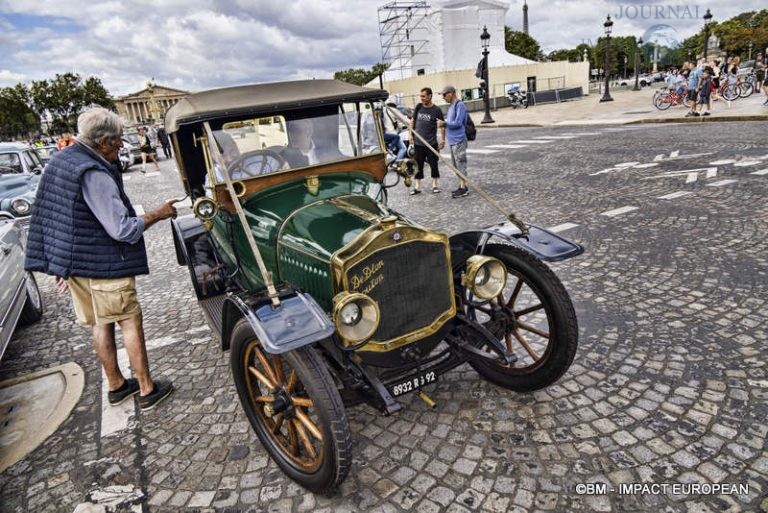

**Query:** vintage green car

left=165, top=80, right=582, bottom=492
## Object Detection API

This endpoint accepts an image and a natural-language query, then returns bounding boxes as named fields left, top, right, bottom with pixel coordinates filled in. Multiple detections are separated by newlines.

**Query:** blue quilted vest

left=24, top=143, right=149, bottom=279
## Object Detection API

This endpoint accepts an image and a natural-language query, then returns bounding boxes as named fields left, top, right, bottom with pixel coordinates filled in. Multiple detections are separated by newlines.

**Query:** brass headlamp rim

left=462, top=255, right=507, bottom=300
left=192, top=196, right=219, bottom=220
left=332, top=291, right=381, bottom=347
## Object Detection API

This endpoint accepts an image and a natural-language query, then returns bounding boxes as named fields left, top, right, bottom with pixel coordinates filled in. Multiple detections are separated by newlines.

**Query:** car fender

left=449, top=221, right=584, bottom=264
left=220, top=289, right=335, bottom=354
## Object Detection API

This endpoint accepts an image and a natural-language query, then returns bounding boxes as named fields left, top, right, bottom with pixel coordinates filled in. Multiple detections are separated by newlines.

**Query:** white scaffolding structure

left=378, top=1, right=432, bottom=81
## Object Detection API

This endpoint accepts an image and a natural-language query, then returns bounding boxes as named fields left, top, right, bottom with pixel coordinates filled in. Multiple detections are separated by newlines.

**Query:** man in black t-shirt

left=409, top=87, right=446, bottom=195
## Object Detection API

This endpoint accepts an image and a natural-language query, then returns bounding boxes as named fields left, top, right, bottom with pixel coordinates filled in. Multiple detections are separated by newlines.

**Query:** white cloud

left=0, top=0, right=763, bottom=94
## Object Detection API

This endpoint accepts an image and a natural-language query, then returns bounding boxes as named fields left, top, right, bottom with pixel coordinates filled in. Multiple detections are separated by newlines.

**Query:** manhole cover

left=0, top=362, right=84, bottom=472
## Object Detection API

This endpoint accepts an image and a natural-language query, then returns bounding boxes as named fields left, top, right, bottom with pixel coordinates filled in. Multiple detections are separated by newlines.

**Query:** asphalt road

left=2, top=121, right=767, bottom=513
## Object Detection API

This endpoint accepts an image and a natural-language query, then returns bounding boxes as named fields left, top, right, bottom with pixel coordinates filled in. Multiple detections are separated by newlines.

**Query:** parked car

left=122, top=133, right=143, bottom=164
left=0, top=174, right=39, bottom=228
left=0, top=142, right=45, bottom=176
left=165, top=80, right=582, bottom=492
left=35, top=144, right=59, bottom=165
left=0, top=212, right=43, bottom=361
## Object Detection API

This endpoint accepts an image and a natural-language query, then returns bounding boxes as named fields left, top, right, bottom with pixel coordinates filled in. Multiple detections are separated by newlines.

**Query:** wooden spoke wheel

left=230, top=319, right=350, bottom=492
left=464, top=244, right=578, bottom=392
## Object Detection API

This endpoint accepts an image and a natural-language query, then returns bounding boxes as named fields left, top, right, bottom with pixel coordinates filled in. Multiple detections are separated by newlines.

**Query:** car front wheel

left=229, top=319, right=351, bottom=493
left=464, top=244, right=578, bottom=392
left=19, top=272, right=43, bottom=325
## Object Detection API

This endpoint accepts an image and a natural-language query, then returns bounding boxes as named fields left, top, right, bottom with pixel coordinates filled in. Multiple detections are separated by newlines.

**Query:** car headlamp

left=462, top=255, right=507, bottom=300
left=193, top=197, right=218, bottom=220
left=11, top=198, right=31, bottom=216
left=332, top=292, right=380, bottom=348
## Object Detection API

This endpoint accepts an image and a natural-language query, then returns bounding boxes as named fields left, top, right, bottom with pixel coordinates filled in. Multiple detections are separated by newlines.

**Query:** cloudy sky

left=0, top=0, right=763, bottom=96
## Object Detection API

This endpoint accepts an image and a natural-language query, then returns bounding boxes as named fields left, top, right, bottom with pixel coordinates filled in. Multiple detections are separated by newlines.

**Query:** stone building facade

left=114, top=85, right=190, bottom=125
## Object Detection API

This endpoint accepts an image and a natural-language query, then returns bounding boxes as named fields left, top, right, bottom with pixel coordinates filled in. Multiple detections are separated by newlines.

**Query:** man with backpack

left=437, top=85, right=471, bottom=198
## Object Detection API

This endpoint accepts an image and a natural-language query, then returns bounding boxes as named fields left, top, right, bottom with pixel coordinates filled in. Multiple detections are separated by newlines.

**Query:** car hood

left=0, top=174, right=38, bottom=201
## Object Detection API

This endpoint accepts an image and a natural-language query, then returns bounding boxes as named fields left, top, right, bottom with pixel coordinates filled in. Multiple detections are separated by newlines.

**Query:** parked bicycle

left=653, top=87, right=691, bottom=110
left=717, top=77, right=742, bottom=101
left=738, top=72, right=757, bottom=98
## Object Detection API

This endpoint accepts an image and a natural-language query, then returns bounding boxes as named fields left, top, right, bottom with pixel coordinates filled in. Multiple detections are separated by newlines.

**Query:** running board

left=199, top=295, right=227, bottom=342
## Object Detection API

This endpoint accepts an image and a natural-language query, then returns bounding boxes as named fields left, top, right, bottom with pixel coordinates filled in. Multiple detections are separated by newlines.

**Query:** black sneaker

left=409, top=188, right=422, bottom=195
left=451, top=187, right=469, bottom=198
left=692, top=111, right=700, bottom=117
left=107, top=378, right=140, bottom=406
left=702, top=112, right=710, bottom=116
left=138, top=380, right=174, bottom=411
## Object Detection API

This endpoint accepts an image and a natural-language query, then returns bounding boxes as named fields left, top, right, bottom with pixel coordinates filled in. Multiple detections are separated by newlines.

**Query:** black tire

left=19, top=272, right=43, bottom=325
left=653, top=92, right=671, bottom=110
left=464, top=244, right=578, bottom=392
left=229, top=319, right=351, bottom=493
left=722, top=83, right=741, bottom=101
left=739, top=82, right=754, bottom=98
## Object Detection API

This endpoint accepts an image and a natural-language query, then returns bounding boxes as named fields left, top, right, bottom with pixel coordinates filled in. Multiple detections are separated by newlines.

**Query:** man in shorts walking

left=25, top=108, right=178, bottom=411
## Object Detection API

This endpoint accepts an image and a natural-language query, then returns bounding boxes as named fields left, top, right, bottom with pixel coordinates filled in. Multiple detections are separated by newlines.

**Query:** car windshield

left=0, top=153, right=22, bottom=174
left=206, top=103, right=384, bottom=183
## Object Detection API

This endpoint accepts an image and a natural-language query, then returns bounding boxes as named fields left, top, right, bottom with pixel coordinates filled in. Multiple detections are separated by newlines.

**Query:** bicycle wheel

left=739, top=81, right=754, bottom=98
left=653, top=92, right=671, bottom=110
left=682, top=93, right=692, bottom=108
left=722, top=83, right=741, bottom=101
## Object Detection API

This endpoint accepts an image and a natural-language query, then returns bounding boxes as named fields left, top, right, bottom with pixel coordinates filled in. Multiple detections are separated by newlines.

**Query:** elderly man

left=25, top=107, right=177, bottom=411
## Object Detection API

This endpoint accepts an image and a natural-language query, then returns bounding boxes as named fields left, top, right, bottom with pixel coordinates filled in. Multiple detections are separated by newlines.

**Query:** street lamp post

left=703, top=9, right=713, bottom=61
left=480, top=25, right=494, bottom=124
left=600, top=15, right=614, bottom=102
left=748, top=40, right=754, bottom=61
left=633, top=37, right=643, bottom=91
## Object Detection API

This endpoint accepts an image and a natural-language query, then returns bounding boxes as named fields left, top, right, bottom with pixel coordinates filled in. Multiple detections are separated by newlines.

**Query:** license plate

left=389, top=370, right=437, bottom=397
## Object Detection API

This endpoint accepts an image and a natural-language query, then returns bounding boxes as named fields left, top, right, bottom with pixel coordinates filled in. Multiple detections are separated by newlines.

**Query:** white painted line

left=706, top=179, right=737, bottom=187
left=750, top=168, right=768, bottom=175
left=510, top=140, right=552, bottom=144
left=710, top=159, right=736, bottom=165
left=733, top=161, right=761, bottom=167
left=143, top=172, right=160, bottom=177
left=101, top=326, right=210, bottom=439
left=123, top=176, right=131, bottom=181
left=548, top=222, right=580, bottom=233
left=485, top=144, right=527, bottom=149
left=643, top=167, right=718, bottom=184
left=600, top=206, right=639, bottom=217
left=533, top=135, right=577, bottom=140
left=658, top=191, right=694, bottom=200
left=133, top=205, right=145, bottom=216
left=466, top=149, right=500, bottom=154
left=634, top=163, right=659, bottom=169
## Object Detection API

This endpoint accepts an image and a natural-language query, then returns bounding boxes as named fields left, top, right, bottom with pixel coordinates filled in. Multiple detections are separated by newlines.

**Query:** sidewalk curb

left=478, top=114, right=768, bottom=129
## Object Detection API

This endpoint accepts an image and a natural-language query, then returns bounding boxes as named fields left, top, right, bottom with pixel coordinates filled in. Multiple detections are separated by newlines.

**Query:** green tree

left=0, top=85, right=39, bottom=140
left=334, top=62, right=389, bottom=86
left=504, top=28, right=541, bottom=61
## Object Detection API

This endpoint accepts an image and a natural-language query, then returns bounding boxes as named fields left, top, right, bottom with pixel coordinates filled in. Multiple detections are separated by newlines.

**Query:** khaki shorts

left=67, top=276, right=142, bottom=326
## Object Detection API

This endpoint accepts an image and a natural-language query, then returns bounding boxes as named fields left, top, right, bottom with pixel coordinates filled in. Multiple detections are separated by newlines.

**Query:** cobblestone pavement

left=1, top=122, right=767, bottom=512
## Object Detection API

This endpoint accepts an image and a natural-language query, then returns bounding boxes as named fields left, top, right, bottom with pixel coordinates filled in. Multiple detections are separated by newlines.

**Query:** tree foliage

left=504, top=28, right=541, bottom=61
left=334, top=63, right=389, bottom=86
left=0, top=73, right=113, bottom=139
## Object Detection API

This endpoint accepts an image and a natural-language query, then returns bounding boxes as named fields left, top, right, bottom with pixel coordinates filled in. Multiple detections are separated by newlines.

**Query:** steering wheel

left=228, top=149, right=287, bottom=177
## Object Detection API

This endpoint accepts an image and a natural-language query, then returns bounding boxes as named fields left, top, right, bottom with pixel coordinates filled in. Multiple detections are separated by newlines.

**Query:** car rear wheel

left=464, top=244, right=578, bottom=392
left=19, top=272, right=43, bottom=325
left=230, top=319, right=351, bottom=493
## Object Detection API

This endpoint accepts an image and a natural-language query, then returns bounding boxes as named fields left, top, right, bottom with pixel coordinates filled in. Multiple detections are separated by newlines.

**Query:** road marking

left=548, top=222, right=580, bottom=233
left=658, top=191, right=694, bottom=200
left=733, top=161, right=762, bottom=167
left=710, top=159, right=736, bottom=165
left=485, top=144, right=528, bottom=149
left=654, top=151, right=714, bottom=162
left=133, top=205, right=145, bottom=216
left=643, top=167, right=718, bottom=183
left=706, top=179, right=737, bottom=187
left=600, top=206, right=638, bottom=217
left=533, top=135, right=577, bottom=140
left=143, top=172, right=160, bottom=177
left=101, top=326, right=210, bottom=438
left=590, top=162, right=658, bottom=176
left=123, top=176, right=131, bottom=181
left=751, top=168, right=768, bottom=175
left=466, top=149, right=500, bottom=154
left=510, top=140, right=553, bottom=144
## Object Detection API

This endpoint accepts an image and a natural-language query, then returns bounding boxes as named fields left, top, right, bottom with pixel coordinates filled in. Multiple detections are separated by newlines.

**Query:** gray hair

left=76, top=107, right=123, bottom=148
